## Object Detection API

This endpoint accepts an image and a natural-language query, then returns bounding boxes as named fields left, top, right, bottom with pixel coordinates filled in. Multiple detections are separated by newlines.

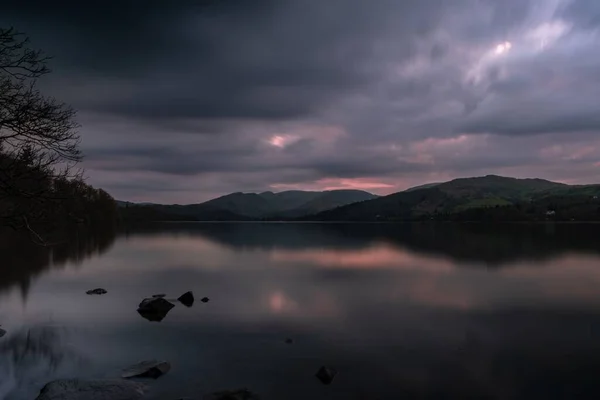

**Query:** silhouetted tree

left=0, top=28, right=117, bottom=243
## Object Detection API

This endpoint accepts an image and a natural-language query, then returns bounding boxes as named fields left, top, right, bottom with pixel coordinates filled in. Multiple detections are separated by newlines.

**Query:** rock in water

left=35, top=379, right=145, bottom=400
left=0, top=328, right=6, bottom=338
left=178, top=291, right=194, bottom=307
left=86, top=288, right=107, bottom=295
left=201, top=297, right=210, bottom=303
left=137, top=298, right=175, bottom=322
left=122, top=360, right=171, bottom=379
left=203, top=388, right=260, bottom=400
left=285, top=338, right=293, bottom=344
left=315, top=366, right=337, bottom=385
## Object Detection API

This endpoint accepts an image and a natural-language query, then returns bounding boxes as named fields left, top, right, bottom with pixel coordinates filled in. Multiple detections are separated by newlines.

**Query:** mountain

left=119, top=189, right=377, bottom=221
left=199, top=192, right=278, bottom=218
left=274, top=189, right=380, bottom=217
left=403, top=182, right=442, bottom=192
left=308, top=175, right=600, bottom=221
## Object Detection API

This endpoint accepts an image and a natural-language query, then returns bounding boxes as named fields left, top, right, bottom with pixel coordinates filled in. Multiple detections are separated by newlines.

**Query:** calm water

left=3, top=223, right=600, bottom=399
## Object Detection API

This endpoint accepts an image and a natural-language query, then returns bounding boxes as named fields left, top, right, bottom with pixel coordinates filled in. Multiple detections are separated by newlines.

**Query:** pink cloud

left=270, top=243, right=454, bottom=272
left=271, top=177, right=395, bottom=193
left=264, top=124, right=346, bottom=149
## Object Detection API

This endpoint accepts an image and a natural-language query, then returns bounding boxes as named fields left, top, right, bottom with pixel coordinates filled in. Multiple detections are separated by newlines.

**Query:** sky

left=2, top=0, right=600, bottom=203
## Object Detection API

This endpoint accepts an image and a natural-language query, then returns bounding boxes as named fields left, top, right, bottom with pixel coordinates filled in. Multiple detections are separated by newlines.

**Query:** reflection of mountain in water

left=0, top=228, right=116, bottom=300
left=126, top=222, right=600, bottom=266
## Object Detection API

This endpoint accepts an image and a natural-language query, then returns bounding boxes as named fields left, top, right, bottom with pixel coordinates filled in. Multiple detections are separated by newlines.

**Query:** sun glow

left=267, top=134, right=299, bottom=148
left=494, top=41, right=512, bottom=55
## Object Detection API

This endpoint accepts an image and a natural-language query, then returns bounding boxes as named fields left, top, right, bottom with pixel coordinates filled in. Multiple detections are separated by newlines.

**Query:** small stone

left=203, top=388, right=260, bottom=400
left=122, top=360, right=171, bottom=379
left=315, top=366, right=337, bottom=385
left=86, top=288, right=107, bottom=295
left=35, top=379, right=146, bottom=400
left=285, top=338, right=293, bottom=344
left=137, top=298, right=175, bottom=322
left=201, top=297, right=210, bottom=303
left=152, top=294, right=166, bottom=298
left=178, top=291, right=195, bottom=307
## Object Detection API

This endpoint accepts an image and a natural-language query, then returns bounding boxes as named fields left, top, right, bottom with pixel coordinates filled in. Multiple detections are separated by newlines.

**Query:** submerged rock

left=137, top=298, right=175, bottom=322
left=86, top=288, right=107, bottom=295
left=201, top=297, right=210, bottom=303
left=315, top=366, right=337, bottom=385
left=122, top=360, right=171, bottom=379
left=203, top=388, right=260, bottom=400
left=178, top=291, right=194, bottom=307
left=35, top=379, right=145, bottom=400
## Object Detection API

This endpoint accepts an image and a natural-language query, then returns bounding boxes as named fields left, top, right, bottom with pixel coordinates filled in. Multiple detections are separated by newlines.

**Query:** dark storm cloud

left=85, top=139, right=422, bottom=179
left=3, top=0, right=600, bottom=202
left=3, top=0, right=530, bottom=123
left=1, top=0, right=401, bottom=121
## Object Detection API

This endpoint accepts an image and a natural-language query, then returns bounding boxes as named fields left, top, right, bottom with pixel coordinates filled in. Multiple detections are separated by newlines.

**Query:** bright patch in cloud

left=267, top=134, right=300, bottom=148
left=525, top=20, right=570, bottom=51
left=495, top=41, right=512, bottom=55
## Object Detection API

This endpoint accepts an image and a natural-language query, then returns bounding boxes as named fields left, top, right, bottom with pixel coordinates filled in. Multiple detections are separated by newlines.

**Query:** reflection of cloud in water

left=136, top=222, right=600, bottom=267
left=268, top=291, right=296, bottom=313
left=266, top=290, right=338, bottom=318
left=5, top=224, right=600, bottom=398
left=269, top=242, right=454, bottom=272
left=498, top=254, right=600, bottom=304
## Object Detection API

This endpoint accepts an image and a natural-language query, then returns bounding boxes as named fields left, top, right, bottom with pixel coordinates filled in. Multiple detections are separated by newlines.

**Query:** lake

left=3, top=222, right=600, bottom=399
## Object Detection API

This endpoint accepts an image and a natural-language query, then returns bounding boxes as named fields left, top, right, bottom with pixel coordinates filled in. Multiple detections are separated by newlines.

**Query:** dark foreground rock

left=315, top=366, right=338, bottom=385
left=137, top=298, right=175, bottom=322
left=203, top=388, right=260, bottom=400
left=35, top=379, right=145, bottom=400
left=178, top=291, right=194, bottom=307
left=86, top=288, right=107, bottom=295
left=0, top=328, right=6, bottom=338
left=122, top=360, right=171, bottom=379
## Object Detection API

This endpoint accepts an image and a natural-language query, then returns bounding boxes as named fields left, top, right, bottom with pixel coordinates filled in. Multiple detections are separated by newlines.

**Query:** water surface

left=3, top=223, right=600, bottom=399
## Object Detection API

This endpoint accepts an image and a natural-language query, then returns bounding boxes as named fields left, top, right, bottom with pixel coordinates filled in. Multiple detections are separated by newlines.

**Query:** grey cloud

left=2, top=0, right=507, bottom=124
left=85, top=138, right=422, bottom=179
left=3, top=0, right=600, bottom=201
left=559, top=0, right=600, bottom=28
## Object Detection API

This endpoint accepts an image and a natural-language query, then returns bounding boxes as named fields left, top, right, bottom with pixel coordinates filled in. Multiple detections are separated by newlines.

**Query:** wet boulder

left=315, top=366, right=338, bottom=385
left=86, top=288, right=107, bottom=295
left=122, top=360, right=171, bottom=379
left=178, top=291, right=194, bottom=307
left=35, top=379, right=146, bottom=400
left=137, top=298, right=175, bottom=322
left=203, top=388, right=260, bottom=400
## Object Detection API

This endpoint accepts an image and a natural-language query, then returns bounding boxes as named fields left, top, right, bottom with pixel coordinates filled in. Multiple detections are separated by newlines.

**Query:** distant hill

left=403, top=182, right=441, bottom=192
left=307, top=175, right=600, bottom=221
left=119, top=175, right=600, bottom=222
left=119, top=189, right=377, bottom=221
left=268, top=190, right=379, bottom=218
